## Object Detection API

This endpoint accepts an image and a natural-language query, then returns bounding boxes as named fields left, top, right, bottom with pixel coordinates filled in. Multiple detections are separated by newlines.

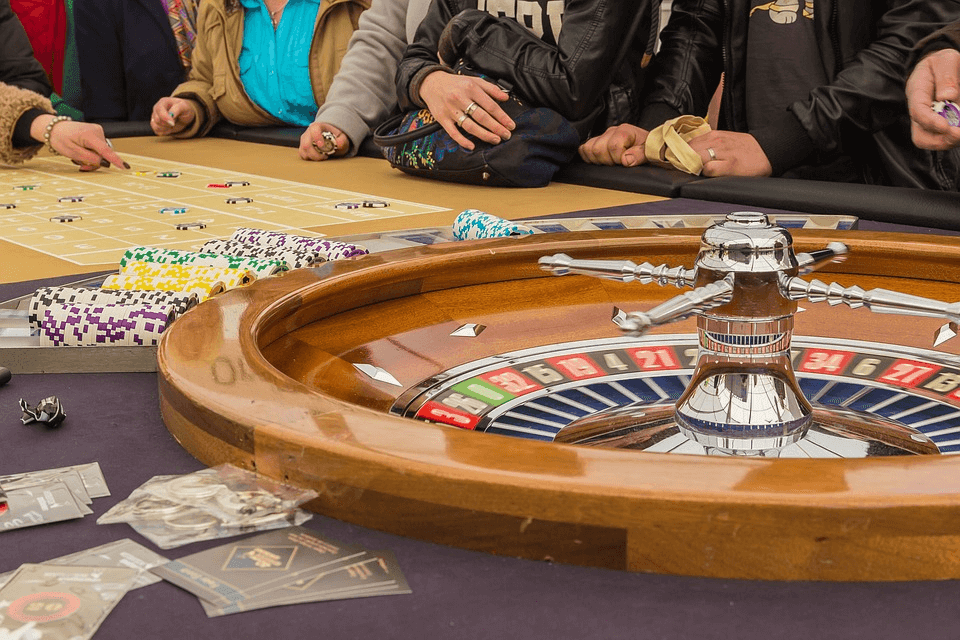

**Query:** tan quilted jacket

left=172, top=0, right=369, bottom=138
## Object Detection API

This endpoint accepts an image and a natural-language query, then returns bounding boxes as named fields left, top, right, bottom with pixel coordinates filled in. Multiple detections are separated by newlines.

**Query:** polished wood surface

left=158, top=228, right=960, bottom=581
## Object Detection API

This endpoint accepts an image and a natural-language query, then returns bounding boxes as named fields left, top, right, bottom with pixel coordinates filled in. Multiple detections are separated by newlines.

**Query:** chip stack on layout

left=28, top=287, right=199, bottom=328
left=119, top=262, right=254, bottom=290
left=198, top=238, right=321, bottom=270
left=230, top=228, right=369, bottom=260
left=100, top=275, right=225, bottom=301
left=119, top=247, right=285, bottom=278
left=39, top=303, right=176, bottom=346
left=452, top=209, right=535, bottom=240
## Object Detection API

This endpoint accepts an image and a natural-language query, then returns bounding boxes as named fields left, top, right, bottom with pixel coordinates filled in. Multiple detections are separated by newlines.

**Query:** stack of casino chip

left=199, top=238, right=320, bottom=270
left=452, top=209, right=534, bottom=240
left=101, top=274, right=225, bottom=301
left=28, top=287, right=198, bottom=328
left=230, top=228, right=369, bottom=260
left=39, top=302, right=175, bottom=347
left=119, top=246, right=286, bottom=278
left=119, top=262, right=253, bottom=291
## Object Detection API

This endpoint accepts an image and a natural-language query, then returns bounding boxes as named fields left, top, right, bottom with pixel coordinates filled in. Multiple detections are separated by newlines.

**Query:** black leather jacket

left=639, top=0, right=960, bottom=189
left=396, top=0, right=659, bottom=140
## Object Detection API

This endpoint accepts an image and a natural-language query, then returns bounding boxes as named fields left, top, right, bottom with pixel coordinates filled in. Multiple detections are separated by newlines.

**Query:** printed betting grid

left=0, top=154, right=449, bottom=266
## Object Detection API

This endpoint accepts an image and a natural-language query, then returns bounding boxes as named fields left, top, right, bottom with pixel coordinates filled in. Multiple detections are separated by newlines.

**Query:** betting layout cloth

left=39, top=302, right=176, bottom=347
left=28, top=287, right=199, bottom=328
left=0, top=153, right=447, bottom=268
left=199, top=238, right=320, bottom=270
left=0, top=564, right=139, bottom=640
left=150, top=526, right=410, bottom=617
left=0, top=539, right=169, bottom=590
left=230, top=228, right=369, bottom=260
left=118, top=246, right=286, bottom=277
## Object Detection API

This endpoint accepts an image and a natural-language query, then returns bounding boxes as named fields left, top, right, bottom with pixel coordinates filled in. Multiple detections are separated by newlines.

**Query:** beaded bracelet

left=42, top=115, right=72, bottom=155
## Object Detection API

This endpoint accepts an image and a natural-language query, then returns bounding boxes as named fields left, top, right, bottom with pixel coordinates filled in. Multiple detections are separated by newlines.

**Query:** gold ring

left=456, top=112, right=469, bottom=127
left=707, top=147, right=717, bottom=161
left=464, top=102, right=479, bottom=117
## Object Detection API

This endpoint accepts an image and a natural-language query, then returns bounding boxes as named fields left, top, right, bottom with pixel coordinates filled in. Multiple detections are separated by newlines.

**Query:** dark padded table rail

left=553, top=160, right=703, bottom=198
left=100, top=121, right=154, bottom=138
left=681, top=176, right=960, bottom=231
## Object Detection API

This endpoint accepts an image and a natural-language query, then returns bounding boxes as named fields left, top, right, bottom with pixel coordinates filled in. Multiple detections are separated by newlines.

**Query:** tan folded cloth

left=645, top=115, right=712, bottom=175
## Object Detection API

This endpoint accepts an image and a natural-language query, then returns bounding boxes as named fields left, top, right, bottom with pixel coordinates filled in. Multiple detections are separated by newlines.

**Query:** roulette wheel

left=157, top=214, right=960, bottom=582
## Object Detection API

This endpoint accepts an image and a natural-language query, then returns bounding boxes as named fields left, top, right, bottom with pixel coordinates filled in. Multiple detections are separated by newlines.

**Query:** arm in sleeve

left=432, top=0, right=653, bottom=122
left=636, top=0, right=725, bottom=130
left=170, top=4, right=221, bottom=138
left=314, top=0, right=411, bottom=155
left=396, top=0, right=456, bottom=110
left=790, top=0, right=960, bottom=155
left=0, top=82, right=52, bottom=164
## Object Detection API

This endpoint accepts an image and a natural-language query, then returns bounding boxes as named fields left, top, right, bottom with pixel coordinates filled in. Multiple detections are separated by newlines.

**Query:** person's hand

left=578, top=124, right=650, bottom=166
left=688, top=130, right=773, bottom=177
left=150, top=97, right=197, bottom=136
left=906, top=48, right=960, bottom=150
left=299, top=122, right=350, bottom=161
left=29, top=115, right=128, bottom=171
left=418, top=71, right=514, bottom=150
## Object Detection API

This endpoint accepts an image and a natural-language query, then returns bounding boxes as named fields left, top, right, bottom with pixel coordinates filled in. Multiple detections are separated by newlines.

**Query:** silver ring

left=707, top=147, right=717, bottom=161
left=456, top=112, right=469, bottom=127
left=313, top=130, right=338, bottom=155
left=464, top=101, right=479, bottom=117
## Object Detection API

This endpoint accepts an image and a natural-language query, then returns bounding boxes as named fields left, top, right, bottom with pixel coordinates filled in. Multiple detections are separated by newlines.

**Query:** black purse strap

left=372, top=111, right=443, bottom=147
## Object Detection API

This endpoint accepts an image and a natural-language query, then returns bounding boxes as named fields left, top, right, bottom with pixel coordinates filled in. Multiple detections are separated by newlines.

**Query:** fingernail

left=508, top=121, right=516, bottom=130
left=502, top=131, right=511, bottom=140
left=100, top=159, right=111, bottom=168
left=623, top=153, right=636, bottom=165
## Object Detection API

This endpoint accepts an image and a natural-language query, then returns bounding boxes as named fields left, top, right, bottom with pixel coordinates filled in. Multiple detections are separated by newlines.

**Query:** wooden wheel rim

left=158, top=229, right=960, bottom=581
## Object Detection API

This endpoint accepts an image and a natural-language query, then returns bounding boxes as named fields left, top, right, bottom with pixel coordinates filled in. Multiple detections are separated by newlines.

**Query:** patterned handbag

left=373, top=67, right=580, bottom=188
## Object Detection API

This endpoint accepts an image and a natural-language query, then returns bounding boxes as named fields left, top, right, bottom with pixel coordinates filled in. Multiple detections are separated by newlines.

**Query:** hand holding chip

left=150, top=97, right=197, bottom=137
left=298, top=122, right=350, bottom=161
left=906, top=48, right=960, bottom=150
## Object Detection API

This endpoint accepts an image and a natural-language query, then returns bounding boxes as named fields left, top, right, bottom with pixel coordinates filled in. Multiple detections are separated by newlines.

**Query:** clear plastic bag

left=97, top=465, right=317, bottom=549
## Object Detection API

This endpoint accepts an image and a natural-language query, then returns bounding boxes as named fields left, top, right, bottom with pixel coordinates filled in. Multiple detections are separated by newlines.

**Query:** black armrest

left=553, top=160, right=705, bottom=197
left=680, top=176, right=960, bottom=231
left=232, top=126, right=305, bottom=148
left=99, top=121, right=154, bottom=138
left=208, top=121, right=243, bottom=140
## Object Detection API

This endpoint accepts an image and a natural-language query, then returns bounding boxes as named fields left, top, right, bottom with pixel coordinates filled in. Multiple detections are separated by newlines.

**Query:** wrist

left=39, top=115, right=74, bottom=155
left=411, top=65, right=450, bottom=108
left=28, top=113, right=56, bottom=143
